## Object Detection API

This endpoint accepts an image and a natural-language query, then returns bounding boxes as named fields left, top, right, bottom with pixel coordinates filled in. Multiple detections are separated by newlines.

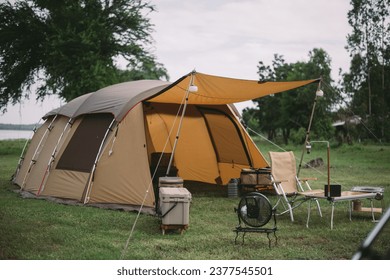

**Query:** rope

left=120, top=86, right=188, bottom=259
left=246, top=127, right=345, bottom=187
left=247, top=127, right=287, bottom=152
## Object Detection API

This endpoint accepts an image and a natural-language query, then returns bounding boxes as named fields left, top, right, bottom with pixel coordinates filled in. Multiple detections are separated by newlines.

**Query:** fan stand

left=233, top=192, right=278, bottom=248
left=233, top=226, right=278, bottom=248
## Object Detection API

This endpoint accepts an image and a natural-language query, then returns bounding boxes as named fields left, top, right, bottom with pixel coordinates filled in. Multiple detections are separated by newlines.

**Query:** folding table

left=305, top=189, right=384, bottom=229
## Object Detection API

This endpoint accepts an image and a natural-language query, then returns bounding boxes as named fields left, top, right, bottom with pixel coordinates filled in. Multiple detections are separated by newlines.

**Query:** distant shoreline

left=0, top=123, right=37, bottom=131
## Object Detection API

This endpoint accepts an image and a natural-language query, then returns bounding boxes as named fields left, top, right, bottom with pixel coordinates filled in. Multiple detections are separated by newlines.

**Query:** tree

left=247, top=48, right=337, bottom=145
left=342, top=0, right=390, bottom=141
left=0, top=0, right=169, bottom=111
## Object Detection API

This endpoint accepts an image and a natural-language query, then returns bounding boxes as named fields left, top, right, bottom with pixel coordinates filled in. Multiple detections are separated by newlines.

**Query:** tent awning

left=148, top=72, right=320, bottom=105
left=44, top=71, right=320, bottom=121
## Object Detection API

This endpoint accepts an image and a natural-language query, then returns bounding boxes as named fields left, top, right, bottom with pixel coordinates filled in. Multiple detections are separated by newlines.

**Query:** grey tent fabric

left=44, top=80, right=171, bottom=121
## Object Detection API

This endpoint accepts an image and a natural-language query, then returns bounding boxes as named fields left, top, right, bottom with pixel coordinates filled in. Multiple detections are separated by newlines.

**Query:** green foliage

left=241, top=107, right=260, bottom=135
left=0, top=0, right=169, bottom=110
left=342, top=0, right=390, bottom=141
left=253, top=48, right=337, bottom=144
left=289, top=127, right=306, bottom=145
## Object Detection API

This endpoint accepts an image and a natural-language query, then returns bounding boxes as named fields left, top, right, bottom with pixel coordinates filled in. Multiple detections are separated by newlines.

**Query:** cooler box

left=159, top=187, right=191, bottom=225
left=158, top=176, right=184, bottom=188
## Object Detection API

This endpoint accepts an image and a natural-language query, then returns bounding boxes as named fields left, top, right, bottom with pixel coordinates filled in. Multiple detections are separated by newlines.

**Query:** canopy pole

left=297, top=79, right=323, bottom=176
left=120, top=92, right=188, bottom=259
left=166, top=72, right=197, bottom=177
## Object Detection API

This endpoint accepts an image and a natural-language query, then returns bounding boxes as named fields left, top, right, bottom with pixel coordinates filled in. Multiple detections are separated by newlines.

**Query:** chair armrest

left=299, top=177, right=317, bottom=182
left=271, top=179, right=288, bottom=184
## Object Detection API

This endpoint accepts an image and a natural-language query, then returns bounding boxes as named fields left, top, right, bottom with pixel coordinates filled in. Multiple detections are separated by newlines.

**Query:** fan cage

left=237, top=192, right=272, bottom=227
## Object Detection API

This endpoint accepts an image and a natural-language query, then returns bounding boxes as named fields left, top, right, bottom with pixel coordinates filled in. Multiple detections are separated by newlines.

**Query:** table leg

left=349, top=200, right=352, bottom=221
left=370, top=199, right=375, bottom=222
left=331, top=202, right=335, bottom=230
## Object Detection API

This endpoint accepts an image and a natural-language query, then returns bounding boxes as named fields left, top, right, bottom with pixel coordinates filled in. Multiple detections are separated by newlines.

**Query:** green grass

left=0, top=139, right=389, bottom=260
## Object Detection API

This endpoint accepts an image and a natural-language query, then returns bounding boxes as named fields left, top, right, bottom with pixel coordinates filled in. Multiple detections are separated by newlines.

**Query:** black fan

left=233, top=192, right=277, bottom=247
left=237, top=192, right=272, bottom=227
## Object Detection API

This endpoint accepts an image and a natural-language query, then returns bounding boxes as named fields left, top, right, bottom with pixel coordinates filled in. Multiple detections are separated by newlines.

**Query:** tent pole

left=37, top=118, right=74, bottom=196
left=21, top=114, right=58, bottom=190
left=83, top=119, right=117, bottom=204
left=297, top=80, right=322, bottom=176
left=12, top=117, right=42, bottom=183
left=166, top=72, right=196, bottom=177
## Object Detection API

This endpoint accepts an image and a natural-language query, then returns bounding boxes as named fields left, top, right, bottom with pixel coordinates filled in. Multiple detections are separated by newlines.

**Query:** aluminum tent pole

left=12, top=118, right=42, bottom=182
left=297, top=80, right=323, bottom=176
left=37, top=118, right=74, bottom=195
left=21, top=114, right=58, bottom=189
left=83, top=118, right=116, bottom=204
left=165, top=72, right=197, bottom=177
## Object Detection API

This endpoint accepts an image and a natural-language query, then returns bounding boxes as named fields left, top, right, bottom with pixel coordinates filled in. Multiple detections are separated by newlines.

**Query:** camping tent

left=12, top=71, right=319, bottom=213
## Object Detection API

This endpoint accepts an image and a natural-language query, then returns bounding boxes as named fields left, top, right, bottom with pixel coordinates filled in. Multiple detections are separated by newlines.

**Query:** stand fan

left=233, top=192, right=277, bottom=248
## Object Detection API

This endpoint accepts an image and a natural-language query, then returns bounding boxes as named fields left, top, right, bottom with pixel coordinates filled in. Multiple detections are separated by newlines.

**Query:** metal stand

left=233, top=226, right=278, bottom=248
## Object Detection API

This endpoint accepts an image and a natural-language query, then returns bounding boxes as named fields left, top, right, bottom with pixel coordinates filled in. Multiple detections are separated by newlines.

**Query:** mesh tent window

left=56, top=113, right=114, bottom=172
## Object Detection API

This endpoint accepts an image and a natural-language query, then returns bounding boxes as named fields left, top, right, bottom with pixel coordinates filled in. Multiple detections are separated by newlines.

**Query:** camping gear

left=269, top=151, right=323, bottom=222
left=240, top=168, right=258, bottom=185
left=233, top=192, right=277, bottom=248
left=12, top=71, right=319, bottom=213
left=156, top=176, right=184, bottom=211
left=158, top=177, right=184, bottom=188
left=240, top=167, right=272, bottom=193
left=297, top=83, right=324, bottom=176
left=159, top=187, right=191, bottom=234
left=305, top=190, right=384, bottom=229
left=227, top=178, right=239, bottom=198
left=324, top=184, right=341, bottom=197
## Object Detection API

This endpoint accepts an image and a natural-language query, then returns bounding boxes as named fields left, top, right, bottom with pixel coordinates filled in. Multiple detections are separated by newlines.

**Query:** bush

left=289, top=127, right=306, bottom=145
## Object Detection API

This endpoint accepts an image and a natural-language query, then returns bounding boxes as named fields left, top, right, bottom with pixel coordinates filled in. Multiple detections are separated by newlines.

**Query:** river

left=0, top=130, right=33, bottom=140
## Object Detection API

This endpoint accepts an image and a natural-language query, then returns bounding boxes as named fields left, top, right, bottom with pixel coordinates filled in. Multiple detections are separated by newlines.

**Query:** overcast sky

left=1, top=0, right=352, bottom=124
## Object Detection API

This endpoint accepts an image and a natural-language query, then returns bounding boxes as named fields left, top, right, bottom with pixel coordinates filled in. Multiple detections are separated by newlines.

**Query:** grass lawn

left=0, top=139, right=389, bottom=260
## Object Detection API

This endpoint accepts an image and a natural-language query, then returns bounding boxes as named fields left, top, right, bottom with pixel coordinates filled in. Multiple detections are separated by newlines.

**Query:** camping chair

left=269, top=151, right=323, bottom=222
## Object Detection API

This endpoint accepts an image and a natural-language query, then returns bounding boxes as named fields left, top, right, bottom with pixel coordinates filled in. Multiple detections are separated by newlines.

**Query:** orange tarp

left=149, top=72, right=319, bottom=105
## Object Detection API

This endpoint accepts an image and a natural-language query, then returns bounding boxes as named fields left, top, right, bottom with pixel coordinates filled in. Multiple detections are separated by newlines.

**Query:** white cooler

left=159, top=187, right=191, bottom=225
left=158, top=176, right=184, bottom=188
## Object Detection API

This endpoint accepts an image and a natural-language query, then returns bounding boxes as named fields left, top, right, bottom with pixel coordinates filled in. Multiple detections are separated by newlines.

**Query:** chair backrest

left=269, top=151, right=297, bottom=194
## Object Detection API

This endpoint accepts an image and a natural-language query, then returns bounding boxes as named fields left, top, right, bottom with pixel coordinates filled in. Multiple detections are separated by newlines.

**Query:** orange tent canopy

left=149, top=71, right=320, bottom=105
